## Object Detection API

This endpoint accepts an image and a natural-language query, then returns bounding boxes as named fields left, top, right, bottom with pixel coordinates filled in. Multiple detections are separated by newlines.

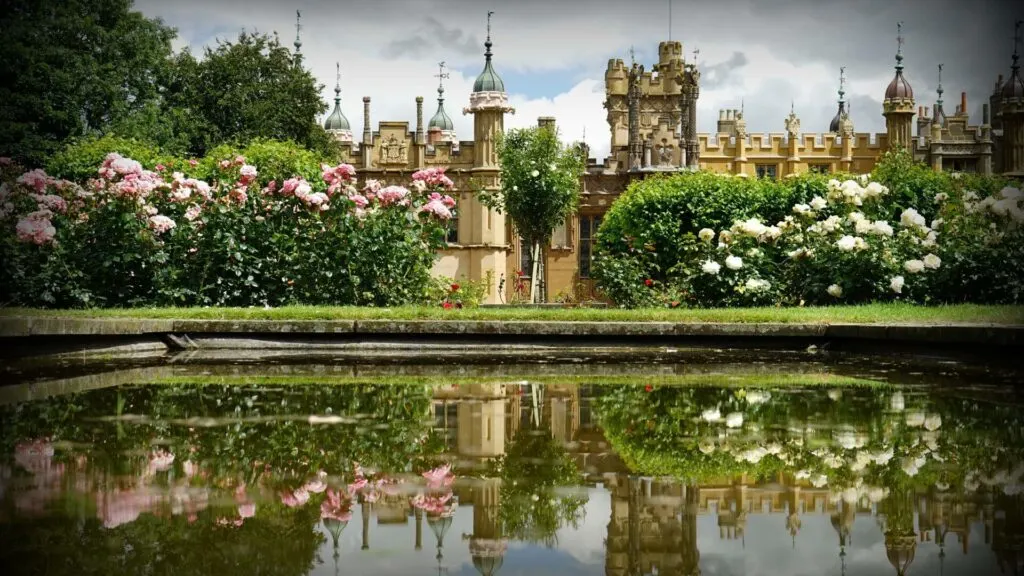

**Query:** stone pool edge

left=0, top=316, right=1021, bottom=347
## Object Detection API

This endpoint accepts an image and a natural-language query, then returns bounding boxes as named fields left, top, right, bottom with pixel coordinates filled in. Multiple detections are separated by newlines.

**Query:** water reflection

left=0, top=379, right=1022, bottom=575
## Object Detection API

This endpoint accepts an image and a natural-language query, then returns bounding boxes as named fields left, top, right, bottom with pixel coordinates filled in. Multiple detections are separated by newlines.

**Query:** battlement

left=605, top=41, right=688, bottom=97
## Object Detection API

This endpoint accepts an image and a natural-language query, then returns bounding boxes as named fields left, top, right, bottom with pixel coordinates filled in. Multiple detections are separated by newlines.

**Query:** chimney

left=415, top=96, right=424, bottom=144
left=538, top=116, right=556, bottom=131
left=362, top=97, right=372, bottom=144
left=719, top=110, right=726, bottom=120
left=983, top=103, right=990, bottom=125
left=961, top=92, right=967, bottom=116
left=933, top=103, right=939, bottom=121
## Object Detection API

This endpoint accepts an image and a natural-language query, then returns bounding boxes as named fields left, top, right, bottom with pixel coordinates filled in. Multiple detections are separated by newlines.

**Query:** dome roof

left=324, top=64, right=351, bottom=131
left=429, top=87, right=455, bottom=131
left=829, top=102, right=845, bottom=133
left=885, top=70, right=913, bottom=100
left=324, top=101, right=351, bottom=131
left=473, top=39, right=505, bottom=93
left=1002, top=55, right=1023, bottom=98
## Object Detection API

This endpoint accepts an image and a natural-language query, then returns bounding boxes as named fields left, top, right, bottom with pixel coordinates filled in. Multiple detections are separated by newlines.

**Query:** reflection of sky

left=304, top=487, right=1006, bottom=576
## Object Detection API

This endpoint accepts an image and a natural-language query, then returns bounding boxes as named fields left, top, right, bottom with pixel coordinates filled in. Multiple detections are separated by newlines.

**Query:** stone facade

left=329, top=29, right=1019, bottom=304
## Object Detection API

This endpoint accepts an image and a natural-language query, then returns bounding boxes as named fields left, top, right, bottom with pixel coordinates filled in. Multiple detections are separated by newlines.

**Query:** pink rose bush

left=0, top=150, right=457, bottom=307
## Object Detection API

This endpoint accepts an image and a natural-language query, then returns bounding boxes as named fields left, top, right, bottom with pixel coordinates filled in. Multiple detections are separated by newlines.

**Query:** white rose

left=725, top=412, right=744, bottom=428
left=923, top=414, right=942, bottom=431
left=793, top=203, right=811, bottom=214
left=934, top=192, right=949, bottom=203
left=725, top=255, right=743, bottom=270
left=698, top=228, right=715, bottom=242
left=827, top=284, right=843, bottom=298
left=904, top=259, right=925, bottom=274
left=701, top=260, right=721, bottom=275
left=701, top=408, right=722, bottom=422
left=890, top=275, right=905, bottom=293
left=810, top=196, right=827, bottom=211
left=923, top=253, right=941, bottom=269
left=905, top=411, right=925, bottom=427
left=836, top=235, right=857, bottom=251
left=890, top=392, right=905, bottom=411
left=872, top=221, right=894, bottom=237
left=530, top=169, right=540, bottom=177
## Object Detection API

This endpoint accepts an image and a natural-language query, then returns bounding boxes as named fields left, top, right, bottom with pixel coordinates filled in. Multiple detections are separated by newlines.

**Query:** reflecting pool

left=1, top=353, right=1023, bottom=575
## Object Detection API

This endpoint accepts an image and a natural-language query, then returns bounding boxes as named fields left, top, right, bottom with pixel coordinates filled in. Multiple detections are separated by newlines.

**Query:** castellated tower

left=462, top=11, right=513, bottom=303
left=883, top=23, right=916, bottom=150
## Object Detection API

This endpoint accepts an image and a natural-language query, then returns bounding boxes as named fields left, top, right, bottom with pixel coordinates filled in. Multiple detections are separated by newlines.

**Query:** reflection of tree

left=0, top=505, right=324, bottom=576
left=486, top=427, right=587, bottom=547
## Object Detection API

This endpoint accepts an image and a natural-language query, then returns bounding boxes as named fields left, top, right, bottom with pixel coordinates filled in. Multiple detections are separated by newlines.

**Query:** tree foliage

left=0, top=0, right=177, bottom=166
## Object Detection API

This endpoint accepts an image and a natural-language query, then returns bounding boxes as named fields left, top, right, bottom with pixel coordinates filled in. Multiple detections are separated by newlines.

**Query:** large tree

left=164, top=32, right=337, bottom=159
left=490, top=126, right=586, bottom=302
left=0, top=0, right=177, bottom=166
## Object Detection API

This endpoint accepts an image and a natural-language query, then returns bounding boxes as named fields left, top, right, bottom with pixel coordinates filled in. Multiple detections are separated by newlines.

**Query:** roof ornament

left=294, top=10, right=302, bottom=55
left=334, top=62, right=341, bottom=98
left=895, top=21, right=904, bottom=70
left=435, top=61, right=450, bottom=95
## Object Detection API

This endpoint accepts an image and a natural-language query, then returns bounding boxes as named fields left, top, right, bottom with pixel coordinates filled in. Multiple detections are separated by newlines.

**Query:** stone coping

left=0, top=316, right=1021, bottom=345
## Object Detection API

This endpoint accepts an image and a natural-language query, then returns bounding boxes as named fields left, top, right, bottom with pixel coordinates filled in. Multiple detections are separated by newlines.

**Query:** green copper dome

left=429, top=86, right=455, bottom=130
left=324, top=63, right=351, bottom=131
left=473, top=38, right=505, bottom=93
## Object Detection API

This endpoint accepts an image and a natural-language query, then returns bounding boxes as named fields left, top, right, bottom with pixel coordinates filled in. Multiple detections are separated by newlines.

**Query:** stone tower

left=1001, top=20, right=1024, bottom=176
left=883, top=22, right=916, bottom=150
left=462, top=11, right=513, bottom=303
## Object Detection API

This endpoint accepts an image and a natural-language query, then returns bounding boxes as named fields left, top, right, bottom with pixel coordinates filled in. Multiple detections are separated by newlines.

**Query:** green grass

left=2, top=303, right=1022, bottom=324
left=149, top=373, right=884, bottom=388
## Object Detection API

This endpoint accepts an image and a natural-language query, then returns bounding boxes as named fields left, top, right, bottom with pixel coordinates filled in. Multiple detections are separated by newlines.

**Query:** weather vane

left=434, top=61, right=450, bottom=89
left=487, top=11, right=494, bottom=40
left=692, top=47, right=700, bottom=67
left=1015, top=20, right=1023, bottom=56
left=629, top=45, right=636, bottom=66
left=294, top=9, right=302, bottom=53
left=897, top=21, right=904, bottom=54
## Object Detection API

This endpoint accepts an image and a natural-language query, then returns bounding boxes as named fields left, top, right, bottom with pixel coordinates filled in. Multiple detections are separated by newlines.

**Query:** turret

left=323, top=63, right=353, bottom=143
left=1000, top=20, right=1024, bottom=175
left=829, top=67, right=849, bottom=134
left=428, top=62, right=457, bottom=145
left=883, top=22, right=916, bottom=150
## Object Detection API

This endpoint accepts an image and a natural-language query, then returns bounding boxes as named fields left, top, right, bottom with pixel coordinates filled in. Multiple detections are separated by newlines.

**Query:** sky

left=134, top=0, right=1020, bottom=163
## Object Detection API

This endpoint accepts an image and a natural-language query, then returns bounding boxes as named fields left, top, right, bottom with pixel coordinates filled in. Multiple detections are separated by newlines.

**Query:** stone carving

left=933, top=144, right=984, bottom=155
left=657, top=140, right=674, bottom=166
left=379, top=134, right=408, bottom=164
left=784, top=112, right=801, bottom=137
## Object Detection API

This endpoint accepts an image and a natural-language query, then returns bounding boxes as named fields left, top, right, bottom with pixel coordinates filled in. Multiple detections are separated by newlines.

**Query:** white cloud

left=136, top=0, right=1001, bottom=165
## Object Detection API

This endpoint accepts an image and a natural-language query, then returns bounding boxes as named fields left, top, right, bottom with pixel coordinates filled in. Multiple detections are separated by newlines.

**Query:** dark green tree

left=164, top=32, right=338, bottom=159
left=0, top=0, right=177, bottom=166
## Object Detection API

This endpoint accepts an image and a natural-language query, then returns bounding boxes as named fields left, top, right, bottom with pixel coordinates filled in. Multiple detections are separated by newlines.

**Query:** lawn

left=2, top=303, right=1022, bottom=324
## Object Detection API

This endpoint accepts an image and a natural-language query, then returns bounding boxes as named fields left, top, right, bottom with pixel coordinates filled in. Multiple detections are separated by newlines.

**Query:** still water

left=1, top=352, right=1023, bottom=576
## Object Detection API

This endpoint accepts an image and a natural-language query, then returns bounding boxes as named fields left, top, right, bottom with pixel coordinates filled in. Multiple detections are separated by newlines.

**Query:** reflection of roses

left=321, top=488, right=353, bottom=522
left=280, top=487, right=310, bottom=507
left=412, top=492, right=456, bottom=517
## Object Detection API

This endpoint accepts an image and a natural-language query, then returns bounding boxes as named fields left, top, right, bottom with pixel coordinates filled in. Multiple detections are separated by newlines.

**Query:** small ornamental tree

left=488, top=125, right=585, bottom=302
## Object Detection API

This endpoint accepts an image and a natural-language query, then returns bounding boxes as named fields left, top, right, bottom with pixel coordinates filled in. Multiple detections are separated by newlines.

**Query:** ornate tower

left=784, top=102, right=801, bottom=173
left=626, top=49, right=644, bottom=172
left=323, top=63, right=353, bottom=143
left=1001, top=20, right=1024, bottom=176
left=461, top=11, right=512, bottom=304
left=883, top=22, right=916, bottom=151
left=678, top=48, right=701, bottom=169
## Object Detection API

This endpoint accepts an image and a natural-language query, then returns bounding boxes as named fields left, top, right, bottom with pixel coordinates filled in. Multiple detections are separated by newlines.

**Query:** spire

left=936, top=63, right=944, bottom=105
left=430, top=61, right=454, bottom=131
left=323, top=61, right=351, bottom=133
left=895, top=21, right=904, bottom=71
left=839, top=66, right=847, bottom=105
left=472, top=11, right=505, bottom=93
left=294, top=10, right=302, bottom=55
left=334, top=62, right=341, bottom=101
left=830, top=67, right=848, bottom=132
left=1001, top=20, right=1024, bottom=99
left=884, top=21, right=913, bottom=100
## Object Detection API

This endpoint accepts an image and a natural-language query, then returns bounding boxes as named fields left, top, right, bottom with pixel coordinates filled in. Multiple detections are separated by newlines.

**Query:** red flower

left=450, top=283, right=460, bottom=292
left=644, top=279, right=653, bottom=287
left=442, top=302, right=453, bottom=309
left=644, top=384, right=653, bottom=392
left=671, top=300, right=680, bottom=308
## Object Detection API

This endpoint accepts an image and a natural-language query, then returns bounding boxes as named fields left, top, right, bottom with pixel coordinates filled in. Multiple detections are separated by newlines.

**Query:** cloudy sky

left=135, top=0, right=1017, bottom=163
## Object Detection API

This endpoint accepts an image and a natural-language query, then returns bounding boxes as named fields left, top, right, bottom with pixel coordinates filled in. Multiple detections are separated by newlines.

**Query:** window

left=551, top=219, right=569, bottom=248
left=446, top=200, right=459, bottom=244
left=943, top=158, right=978, bottom=173
left=808, top=164, right=831, bottom=174
left=755, top=164, right=778, bottom=179
left=578, top=215, right=602, bottom=279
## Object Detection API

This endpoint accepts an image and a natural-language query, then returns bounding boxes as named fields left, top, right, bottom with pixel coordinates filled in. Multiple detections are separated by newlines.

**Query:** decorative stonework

left=378, top=134, right=408, bottom=165
left=463, top=91, right=515, bottom=114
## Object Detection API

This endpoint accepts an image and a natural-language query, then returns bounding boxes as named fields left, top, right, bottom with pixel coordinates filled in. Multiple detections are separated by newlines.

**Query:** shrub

left=45, top=135, right=179, bottom=183
left=0, top=153, right=457, bottom=308
left=590, top=154, right=1023, bottom=307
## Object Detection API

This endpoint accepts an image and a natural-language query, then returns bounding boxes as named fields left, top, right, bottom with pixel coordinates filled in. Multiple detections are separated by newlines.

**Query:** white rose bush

left=592, top=149, right=1023, bottom=307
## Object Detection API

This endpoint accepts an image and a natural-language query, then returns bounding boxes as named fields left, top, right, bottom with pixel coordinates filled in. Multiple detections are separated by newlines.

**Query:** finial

left=294, top=10, right=302, bottom=53
left=334, top=62, right=341, bottom=98
left=839, top=66, right=846, bottom=102
left=485, top=11, right=494, bottom=56
left=936, top=63, right=944, bottom=103
left=629, top=45, right=636, bottom=67
left=895, top=21, right=904, bottom=69
left=692, top=47, right=700, bottom=67
left=790, top=100, right=795, bottom=114
left=668, top=0, right=673, bottom=42
left=434, top=61, right=450, bottom=97
left=740, top=98, right=744, bottom=118
left=1014, top=20, right=1023, bottom=68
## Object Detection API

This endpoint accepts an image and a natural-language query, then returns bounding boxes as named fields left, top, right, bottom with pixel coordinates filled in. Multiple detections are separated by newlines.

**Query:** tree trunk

left=530, top=241, right=541, bottom=303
